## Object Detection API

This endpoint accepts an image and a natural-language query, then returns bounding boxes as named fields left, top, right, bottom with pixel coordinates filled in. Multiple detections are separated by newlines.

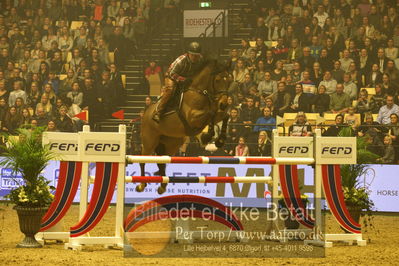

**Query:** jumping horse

left=136, top=60, right=230, bottom=194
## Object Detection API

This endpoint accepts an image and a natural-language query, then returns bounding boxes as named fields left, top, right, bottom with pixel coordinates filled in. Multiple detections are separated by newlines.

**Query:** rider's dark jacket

left=166, top=53, right=204, bottom=83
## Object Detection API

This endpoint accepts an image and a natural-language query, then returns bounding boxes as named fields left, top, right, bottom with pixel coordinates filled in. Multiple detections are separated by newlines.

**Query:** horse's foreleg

left=154, top=144, right=168, bottom=194
left=135, top=163, right=147, bottom=192
left=215, top=116, right=229, bottom=148
left=156, top=163, right=167, bottom=194
left=201, top=121, right=215, bottom=144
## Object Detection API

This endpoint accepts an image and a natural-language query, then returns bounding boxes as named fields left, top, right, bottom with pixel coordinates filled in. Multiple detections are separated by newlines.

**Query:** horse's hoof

left=215, top=138, right=225, bottom=148
left=157, top=186, right=166, bottom=194
left=136, top=183, right=147, bottom=192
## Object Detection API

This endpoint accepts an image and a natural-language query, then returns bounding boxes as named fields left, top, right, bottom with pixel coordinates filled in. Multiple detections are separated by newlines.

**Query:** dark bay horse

left=136, top=60, right=230, bottom=194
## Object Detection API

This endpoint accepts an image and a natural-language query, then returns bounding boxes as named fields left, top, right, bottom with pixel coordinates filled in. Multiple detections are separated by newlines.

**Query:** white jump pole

left=79, top=126, right=90, bottom=222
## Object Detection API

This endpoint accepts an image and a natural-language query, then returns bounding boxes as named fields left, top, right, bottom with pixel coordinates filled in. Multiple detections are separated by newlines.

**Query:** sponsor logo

left=321, top=145, right=353, bottom=157
left=0, top=168, right=23, bottom=189
left=49, top=142, right=78, bottom=153
left=278, top=145, right=310, bottom=156
left=84, top=141, right=121, bottom=155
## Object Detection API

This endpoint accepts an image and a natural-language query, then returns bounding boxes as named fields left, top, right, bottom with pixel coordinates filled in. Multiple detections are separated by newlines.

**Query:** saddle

left=155, top=89, right=204, bottom=136
left=162, top=90, right=183, bottom=115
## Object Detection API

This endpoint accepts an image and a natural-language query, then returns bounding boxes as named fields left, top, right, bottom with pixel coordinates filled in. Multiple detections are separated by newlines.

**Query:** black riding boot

left=152, top=92, right=172, bottom=123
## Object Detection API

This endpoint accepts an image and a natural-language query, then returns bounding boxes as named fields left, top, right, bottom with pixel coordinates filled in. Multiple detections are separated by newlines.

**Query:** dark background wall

left=182, top=0, right=231, bottom=10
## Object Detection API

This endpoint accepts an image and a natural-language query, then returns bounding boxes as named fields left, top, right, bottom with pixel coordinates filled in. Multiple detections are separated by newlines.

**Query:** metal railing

left=198, top=10, right=228, bottom=58
left=198, top=11, right=227, bottom=38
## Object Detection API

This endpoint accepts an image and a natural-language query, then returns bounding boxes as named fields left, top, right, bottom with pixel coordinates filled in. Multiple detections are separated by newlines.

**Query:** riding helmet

left=188, top=42, right=201, bottom=55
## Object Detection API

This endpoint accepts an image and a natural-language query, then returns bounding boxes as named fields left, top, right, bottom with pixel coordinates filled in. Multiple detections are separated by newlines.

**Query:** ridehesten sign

left=183, top=9, right=228, bottom=37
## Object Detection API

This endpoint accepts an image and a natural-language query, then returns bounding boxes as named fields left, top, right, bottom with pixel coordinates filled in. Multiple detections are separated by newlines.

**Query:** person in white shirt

left=318, top=71, right=337, bottom=95
left=339, top=50, right=354, bottom=72
left=107, top=0, right=119, bottom=18
left=313, top=5, right=329, bottom=28
left=9, top=81, right=27, bottom=107
left=257, top=72, right=277, bottom=96
left=377, top=95, right=399, bottom=124
left=343, top=73, right=358, bottom=100
left=362, top=16, right=375, bottom=39
left=385, top=39, right=398, bottom=60
left=267, top=17, right=285, bottom=41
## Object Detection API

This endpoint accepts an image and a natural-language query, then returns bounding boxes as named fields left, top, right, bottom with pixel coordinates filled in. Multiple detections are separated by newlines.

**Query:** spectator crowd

left=0, top=0, right=397, bottom=164
left=176, top=0, right=399, bottom=163
left=0, top=0, right=167, bottom=134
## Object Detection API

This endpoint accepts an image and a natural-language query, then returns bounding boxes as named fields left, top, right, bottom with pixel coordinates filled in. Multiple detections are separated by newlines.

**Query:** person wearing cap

left=152, top=41, right=204, bottom=122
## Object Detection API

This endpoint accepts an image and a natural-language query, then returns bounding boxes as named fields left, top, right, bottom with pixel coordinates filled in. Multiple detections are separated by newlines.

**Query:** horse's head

left=208, top=60, right=230, bottom=112
left=191, top=59, right=230, bottom=113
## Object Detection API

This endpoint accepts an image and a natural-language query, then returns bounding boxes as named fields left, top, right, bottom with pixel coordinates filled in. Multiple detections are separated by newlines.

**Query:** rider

left=152, top=41, right=204, bottom=122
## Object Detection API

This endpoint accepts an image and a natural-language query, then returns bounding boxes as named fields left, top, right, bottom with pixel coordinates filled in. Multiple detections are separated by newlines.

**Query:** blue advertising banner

left=0, top=159, right=398, bottom=212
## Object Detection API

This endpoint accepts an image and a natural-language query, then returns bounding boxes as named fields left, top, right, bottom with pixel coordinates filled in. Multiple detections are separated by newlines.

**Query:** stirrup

left=152, top=112, right=161, bottom=122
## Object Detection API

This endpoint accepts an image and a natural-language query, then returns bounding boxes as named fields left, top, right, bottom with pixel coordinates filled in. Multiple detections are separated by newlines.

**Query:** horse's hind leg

left=154, top=144, right=166, bottom=175
left=136, top=162, right=148, bottom=192
left=200, top=121, right=215, bottom=145
left=157, top=137, right=185, bottom=195
left=136, top=131, right=160, bottom=193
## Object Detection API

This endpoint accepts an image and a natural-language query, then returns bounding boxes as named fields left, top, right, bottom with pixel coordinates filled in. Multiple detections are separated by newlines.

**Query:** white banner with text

left=0, top=161, right=397, bottom=212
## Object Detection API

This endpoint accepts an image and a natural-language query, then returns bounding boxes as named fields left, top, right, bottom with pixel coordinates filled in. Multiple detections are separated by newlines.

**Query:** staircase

left=96, top=0, right=253, bottom=134
left=220, top=1, right=253, bottom=60
left=96, top=29, right=184, bottom=133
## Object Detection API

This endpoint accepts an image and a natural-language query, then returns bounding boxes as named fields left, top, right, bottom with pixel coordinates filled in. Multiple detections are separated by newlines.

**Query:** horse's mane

left=197, top=58, right=228, bottom=76
left=191, top=59, right=229, bottom=93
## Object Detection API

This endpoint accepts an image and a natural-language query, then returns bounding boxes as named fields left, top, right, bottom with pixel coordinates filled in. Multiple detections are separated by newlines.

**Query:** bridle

left=186, top=70, right=228, bottom=104
left=207, top=70, right=229, bottom=101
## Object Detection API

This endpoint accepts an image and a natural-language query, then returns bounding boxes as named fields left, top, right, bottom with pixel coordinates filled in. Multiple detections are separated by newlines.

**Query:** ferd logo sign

left=78, top=127, right=126, bottom=163
left=49, top=142, right=78, bottom=154
left=321, top=145, right=353, bottom=157
left=84, top=140, right=121, bottom=156
left=273, top=136, right=313, bottom=158
left=43, top=132, right=79, bottom=161
left=278, top=145, right=310, bottom=157
left=44, top=125, right=126, bottom=163
left=316, top=136, right=357, bottom=164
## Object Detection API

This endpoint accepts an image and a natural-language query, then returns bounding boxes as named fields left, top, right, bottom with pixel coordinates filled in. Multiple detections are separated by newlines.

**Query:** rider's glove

left=182, top=77, right=193, bottom=88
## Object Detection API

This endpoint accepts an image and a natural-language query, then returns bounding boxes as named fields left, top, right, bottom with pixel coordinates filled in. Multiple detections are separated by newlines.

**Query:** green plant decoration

left=0, top=127, right=57, bottom=207
left=338, top=126, right=380, bottom=237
